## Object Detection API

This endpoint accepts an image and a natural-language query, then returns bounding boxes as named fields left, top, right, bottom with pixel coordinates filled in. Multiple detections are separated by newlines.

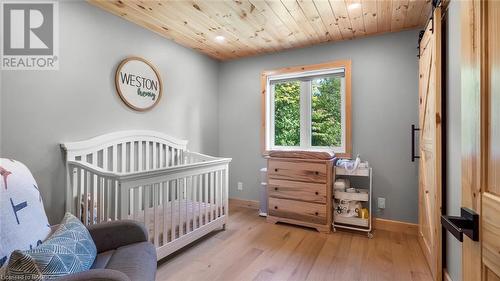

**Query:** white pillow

left=0, top=158, right=51, bottom=269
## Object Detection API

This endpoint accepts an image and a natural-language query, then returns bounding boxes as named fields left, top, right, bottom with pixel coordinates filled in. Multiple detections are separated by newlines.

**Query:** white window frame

left=265, top=67, right=347, bottom=154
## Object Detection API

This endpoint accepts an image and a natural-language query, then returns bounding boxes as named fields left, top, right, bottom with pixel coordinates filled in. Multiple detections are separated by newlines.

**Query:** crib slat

left=112, top=145, right=118, bottom=172
left=108, top=179, right=113, bottom=221
left=210, top=172, right=215, bottom=221
left=170, top=180, right=175, bottom=241
left=190, top=176, right=195, bottom=232
left=101, top=177, right=105, bottom=223
left=83, top=170, right=89, bottom=225
left=77, top=168, right=82, bottom=221
left=162, top=182, right=168, bottom=245
left=153, top=184, right=159, bottom=246
left=144, top=185, right=151, bottom=243
left=193, top=175, right=198, bottom=229
left=178, top=178, right=184, bottom=236
left=213, top=172, right=217, bottom=219
left=89, top=175, right=95, bottom=225
left=164, top=145, right=170, bottom=167
left=215, top=171, right=219, bottom=218
left=186, top=177, right=191, bottom=233
left=102, top=178, right=108, bottom=221
left=145, top=141, right=150, bottom=170
left=138, top=142, right=143, bottom=171
left=91, top=153, right=98, bottom=225
left=198, top=175, right=203, bottom=227
left=204, top=173, right=209, bottom=224
left=121, top=143, right=126, bottom=173
left=160, top=145, right=165, bottom=168
left=96, top=176, right=101, bottom=223
left=219, top=170, right=223, bottom=218
left=217, top=171, right=221, bottom=218
left=152, top=142, right=157, bottom=169
left=182, top=177, right=186, bottom=233
left=130, top=142, right=135, bottom=172
left=101, top=148, right=108, bottom=221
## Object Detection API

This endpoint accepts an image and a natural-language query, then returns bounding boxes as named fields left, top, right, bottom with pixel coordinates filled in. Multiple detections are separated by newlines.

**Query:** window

left=262, top=61, right=351, bottom=156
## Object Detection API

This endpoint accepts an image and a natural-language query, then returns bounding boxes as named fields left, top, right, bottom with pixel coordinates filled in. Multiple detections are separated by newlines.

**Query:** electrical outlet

left=378, top=197, right=386, bottom=209
left=237, top=182, right=243, bottom=191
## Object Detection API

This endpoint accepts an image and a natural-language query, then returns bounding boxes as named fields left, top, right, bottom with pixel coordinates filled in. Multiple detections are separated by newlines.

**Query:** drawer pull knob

left=274, top=206, right=278, bottom=210
left=315, top=192, right=319, bottom=195
left=274, top=187, right=278, bottom=191
left=315, top=171, right=319, bottom=175
left=274, top=168, right=278, bottom=172
left=315, top=212, right=319, bottom=216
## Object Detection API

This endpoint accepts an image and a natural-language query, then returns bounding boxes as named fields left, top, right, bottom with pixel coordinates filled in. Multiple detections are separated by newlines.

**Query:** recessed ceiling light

left=348, top=2, right=361, bottom=10
left=215, top=35, right=226, bottom=42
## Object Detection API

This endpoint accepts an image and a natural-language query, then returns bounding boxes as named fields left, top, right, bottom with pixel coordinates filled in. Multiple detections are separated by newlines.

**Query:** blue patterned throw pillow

left=5, top=213, right=97, bottom=280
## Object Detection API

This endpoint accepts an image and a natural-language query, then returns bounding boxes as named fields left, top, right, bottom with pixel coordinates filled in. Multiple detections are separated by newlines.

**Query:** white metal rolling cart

left=332, top=166, right=373, bottom=238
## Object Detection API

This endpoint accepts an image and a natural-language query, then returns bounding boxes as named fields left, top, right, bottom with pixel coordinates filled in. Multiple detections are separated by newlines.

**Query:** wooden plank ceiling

left=89, top=0, right=432, bottom=60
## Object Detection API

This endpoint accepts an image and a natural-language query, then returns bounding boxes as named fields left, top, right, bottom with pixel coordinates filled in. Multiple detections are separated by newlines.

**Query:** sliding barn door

left=418, top=6, right=442, bottom=281
left=461, top=0, right=500, bottom=280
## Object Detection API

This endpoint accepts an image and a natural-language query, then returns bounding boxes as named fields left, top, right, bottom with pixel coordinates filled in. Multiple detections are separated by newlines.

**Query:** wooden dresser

left=266, top=151, right=334, bottom=233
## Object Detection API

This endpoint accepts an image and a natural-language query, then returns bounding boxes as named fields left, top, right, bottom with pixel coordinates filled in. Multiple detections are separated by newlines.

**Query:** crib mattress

left=129, top=200, right=225, bottom=245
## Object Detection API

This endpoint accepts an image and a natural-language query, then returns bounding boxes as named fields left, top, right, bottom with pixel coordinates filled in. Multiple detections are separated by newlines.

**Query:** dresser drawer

left=268, top=179, right=327, bottom=204
left=268, top=159, right=327, bottom=183
left=268, top=197, right=326, bottom=225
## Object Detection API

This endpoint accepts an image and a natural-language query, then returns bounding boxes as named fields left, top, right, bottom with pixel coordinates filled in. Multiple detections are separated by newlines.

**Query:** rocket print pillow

left=0, top=159, right=51, bottom=269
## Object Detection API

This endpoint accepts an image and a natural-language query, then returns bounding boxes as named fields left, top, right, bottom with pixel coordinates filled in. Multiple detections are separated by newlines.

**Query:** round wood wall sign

left=115, top=57, right=163, bottom=111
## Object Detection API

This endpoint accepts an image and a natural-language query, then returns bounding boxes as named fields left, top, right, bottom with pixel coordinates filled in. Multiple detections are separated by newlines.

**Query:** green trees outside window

left=311, top=77, right=342, bottom=147
left=274, top=81, right=301, bottom=146
left=273, top=76, right=342, bottom=148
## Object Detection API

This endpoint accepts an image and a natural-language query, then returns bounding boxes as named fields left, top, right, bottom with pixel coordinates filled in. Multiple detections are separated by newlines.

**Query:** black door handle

left=441, top=207, right=479, bottom=242
left=411, top=124, right=420, bottom=162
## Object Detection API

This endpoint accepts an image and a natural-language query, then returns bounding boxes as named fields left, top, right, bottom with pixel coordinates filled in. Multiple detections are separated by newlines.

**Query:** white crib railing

left=61, top=131, right=231, bottom=260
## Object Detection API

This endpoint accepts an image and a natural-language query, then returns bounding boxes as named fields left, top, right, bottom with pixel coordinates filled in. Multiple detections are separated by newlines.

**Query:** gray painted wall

left=445, top=1, right=462, bottom=280
left=0, top=2, right=220, bottom=224
left=218, top=30, right=420, bottom=223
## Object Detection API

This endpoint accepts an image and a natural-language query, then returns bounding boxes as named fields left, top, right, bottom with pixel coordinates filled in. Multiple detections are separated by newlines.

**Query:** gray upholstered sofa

left=58, top=220, right=157, bottom=281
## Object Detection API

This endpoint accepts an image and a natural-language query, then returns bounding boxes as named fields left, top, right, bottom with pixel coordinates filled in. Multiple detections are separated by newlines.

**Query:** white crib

left=61, top=130, right=231, bottom=260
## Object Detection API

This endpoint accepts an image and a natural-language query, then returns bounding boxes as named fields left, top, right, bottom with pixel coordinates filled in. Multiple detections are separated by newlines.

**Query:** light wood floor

left=156, top=205, right=432, bottom=281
